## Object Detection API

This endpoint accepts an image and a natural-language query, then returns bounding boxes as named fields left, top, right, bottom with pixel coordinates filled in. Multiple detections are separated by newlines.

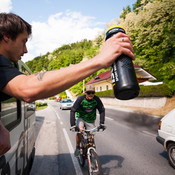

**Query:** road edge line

left=63, top=128, right=83, bottom=175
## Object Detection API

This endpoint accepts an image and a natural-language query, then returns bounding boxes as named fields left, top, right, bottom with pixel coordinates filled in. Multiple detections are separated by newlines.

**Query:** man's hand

left=96, top=32, right=135, bottom=68
left=70, top=125, right=79, bottom=132
left=0, top=122, right=11, bottom=155
left=98, top=124, right=106, bottom=131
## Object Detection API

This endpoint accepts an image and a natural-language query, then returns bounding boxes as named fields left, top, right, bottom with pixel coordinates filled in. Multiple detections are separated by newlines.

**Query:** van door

left=0, top=60, right=35, bottom=175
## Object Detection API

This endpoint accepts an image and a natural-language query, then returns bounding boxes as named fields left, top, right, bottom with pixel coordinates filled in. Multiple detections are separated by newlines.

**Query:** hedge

left=94, top=84, right=173, bottom=98
left=36, top=102, right=48, bottom=107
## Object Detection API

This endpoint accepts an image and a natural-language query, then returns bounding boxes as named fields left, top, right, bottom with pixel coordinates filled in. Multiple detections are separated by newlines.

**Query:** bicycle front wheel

left=88, top=149, right=103, bottom=175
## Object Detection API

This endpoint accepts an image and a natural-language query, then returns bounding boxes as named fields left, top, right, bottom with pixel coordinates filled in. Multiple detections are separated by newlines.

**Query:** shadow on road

left=159, top=150, right=168, bottom=160
left=99, top=155, right=124, bottom=175
left=35, top=116, right=45, bottom=140
left=124, top=112, right=161, bottom=133
left=30, top=155, right=59, bottom=175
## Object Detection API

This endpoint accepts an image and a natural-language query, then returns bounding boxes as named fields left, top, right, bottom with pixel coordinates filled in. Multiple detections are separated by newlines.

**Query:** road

left=30, top=100, right=175, bottom=175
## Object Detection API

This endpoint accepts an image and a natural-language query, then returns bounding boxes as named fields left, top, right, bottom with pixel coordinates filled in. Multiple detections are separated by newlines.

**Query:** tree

left=117, top=0, right=175, bottom=91
left=120, top=5, right=132, bottom=19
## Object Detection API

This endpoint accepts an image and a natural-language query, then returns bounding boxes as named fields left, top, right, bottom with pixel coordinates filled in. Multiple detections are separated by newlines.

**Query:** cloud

left=0, top=0, right=12, bottom=12
left=23, top=10, right=104, bottom=62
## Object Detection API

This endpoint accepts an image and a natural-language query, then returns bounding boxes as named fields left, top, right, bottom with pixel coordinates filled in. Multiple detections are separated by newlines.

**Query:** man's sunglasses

left=86, top=91, right=95, bottom=95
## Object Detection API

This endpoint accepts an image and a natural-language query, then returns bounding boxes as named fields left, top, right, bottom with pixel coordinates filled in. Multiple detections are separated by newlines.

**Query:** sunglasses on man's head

left=86, top=91, right=95, bottom=95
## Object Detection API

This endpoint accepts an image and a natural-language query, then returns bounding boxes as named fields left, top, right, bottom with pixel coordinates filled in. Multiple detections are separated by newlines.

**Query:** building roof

left=86, top=70, right=111, bottom=85
left=86, top=64, right=156, bottom=85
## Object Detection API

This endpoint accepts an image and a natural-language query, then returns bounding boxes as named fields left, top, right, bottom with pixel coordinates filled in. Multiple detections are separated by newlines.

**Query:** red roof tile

left=86, top=70, right=111, bottom=85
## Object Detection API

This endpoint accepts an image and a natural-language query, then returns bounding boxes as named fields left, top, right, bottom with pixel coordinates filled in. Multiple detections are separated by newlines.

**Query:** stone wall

left=101, top=97, right=167, bottom=109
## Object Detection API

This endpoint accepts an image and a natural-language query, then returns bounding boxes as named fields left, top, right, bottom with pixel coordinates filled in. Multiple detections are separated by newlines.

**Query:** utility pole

left=83, top=79, right=85, bottom=93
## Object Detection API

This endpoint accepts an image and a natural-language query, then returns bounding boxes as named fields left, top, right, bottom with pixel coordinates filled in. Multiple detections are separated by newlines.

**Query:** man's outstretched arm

left=2, top=32, right=135, bottom=103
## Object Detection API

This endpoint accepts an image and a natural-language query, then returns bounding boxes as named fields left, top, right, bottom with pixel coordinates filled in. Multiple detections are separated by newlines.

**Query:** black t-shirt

left=0, top=55, right=23, bottom=101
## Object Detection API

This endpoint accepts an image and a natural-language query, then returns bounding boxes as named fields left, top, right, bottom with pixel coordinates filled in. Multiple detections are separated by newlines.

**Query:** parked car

left=156, top=108, right=175, bottom=169
left=60, top=99, right=74, bottom=110
left=27, top=102, right=36, bottom=111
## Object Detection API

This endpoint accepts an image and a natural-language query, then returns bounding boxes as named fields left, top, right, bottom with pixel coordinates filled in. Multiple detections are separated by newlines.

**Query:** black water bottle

left=105, top=25, right=140, bottom=100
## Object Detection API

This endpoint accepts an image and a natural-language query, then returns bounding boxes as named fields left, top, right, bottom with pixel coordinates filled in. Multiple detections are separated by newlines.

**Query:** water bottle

left=105, top=25, right=140, bottom=100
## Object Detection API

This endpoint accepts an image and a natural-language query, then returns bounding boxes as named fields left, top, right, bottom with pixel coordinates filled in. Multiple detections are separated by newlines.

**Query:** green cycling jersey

left=70, top=95, right=105, bottom=125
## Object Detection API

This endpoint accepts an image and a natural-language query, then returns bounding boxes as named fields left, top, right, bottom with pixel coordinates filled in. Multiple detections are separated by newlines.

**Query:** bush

left=138, top=84, right=173, bottom=97
left=36, top=102, right=48, bottom=107
left=49, top=96, right=56, bottom=100
left=93, top=84, right=173, bottom=98
left=95, top=90, right=114, bottom=98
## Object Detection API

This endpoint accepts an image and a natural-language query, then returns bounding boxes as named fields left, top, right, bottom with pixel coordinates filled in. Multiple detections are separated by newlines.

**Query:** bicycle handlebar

left=70, top=126, right=106, bottom=133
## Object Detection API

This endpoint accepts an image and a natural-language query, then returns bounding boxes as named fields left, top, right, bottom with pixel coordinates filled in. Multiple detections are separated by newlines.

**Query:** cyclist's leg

left=84, top=121, right=95, bottom=130
left=74, top=118, right=84, bottom=157
left=76, top=118, right=85, bottom=145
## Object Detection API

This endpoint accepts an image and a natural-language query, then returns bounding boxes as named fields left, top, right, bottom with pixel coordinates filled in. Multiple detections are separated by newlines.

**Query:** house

left=85, top=65, right=157, bottom=92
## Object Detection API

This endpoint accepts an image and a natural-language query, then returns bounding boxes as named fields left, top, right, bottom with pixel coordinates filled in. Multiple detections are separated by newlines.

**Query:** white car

left=156, top=108, right=175, bottom=168
left=60, top=99, right=74, bottom=110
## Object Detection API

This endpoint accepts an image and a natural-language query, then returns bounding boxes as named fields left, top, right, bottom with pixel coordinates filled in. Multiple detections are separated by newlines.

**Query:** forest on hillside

left=26, top=0, right=175, bottom=95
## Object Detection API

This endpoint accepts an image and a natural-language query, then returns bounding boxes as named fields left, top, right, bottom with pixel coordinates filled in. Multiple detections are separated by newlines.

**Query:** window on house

left=106, top=85, right=109, bottom=90
left=100, top=87, right=102, bottom=91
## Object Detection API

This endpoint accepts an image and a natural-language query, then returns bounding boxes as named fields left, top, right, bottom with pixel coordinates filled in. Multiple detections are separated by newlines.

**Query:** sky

left=0, top=0, right=136, bottom=62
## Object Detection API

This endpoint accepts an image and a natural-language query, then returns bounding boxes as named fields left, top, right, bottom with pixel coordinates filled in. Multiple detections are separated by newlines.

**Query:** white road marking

left=50, top=105, right=61, bottom=120
left=63, top=128, right=83, bottom=175
left=106, top=116, right=114, bottom=121
left=50, top=104, right=83, bottom=175
left=97, top=114, right=114, bottom=121
left=142, top=130, right=157, bottom=137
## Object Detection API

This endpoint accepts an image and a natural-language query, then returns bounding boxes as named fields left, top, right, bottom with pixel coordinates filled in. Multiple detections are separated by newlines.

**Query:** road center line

left=106, top=116, right=114, bottom=121
left=142, top=130, right=157, bottom=137
left=63, top=128, right=83, bottom=175
left=97, top=114, right=114, bottom=121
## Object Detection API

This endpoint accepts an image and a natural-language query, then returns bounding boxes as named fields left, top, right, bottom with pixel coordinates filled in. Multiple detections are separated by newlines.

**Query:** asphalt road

left=30, top=100, right=175, bottom=175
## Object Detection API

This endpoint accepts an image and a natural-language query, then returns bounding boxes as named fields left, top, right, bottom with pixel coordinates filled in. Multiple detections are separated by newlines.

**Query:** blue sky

left=0, top=0, right=136, bottom=62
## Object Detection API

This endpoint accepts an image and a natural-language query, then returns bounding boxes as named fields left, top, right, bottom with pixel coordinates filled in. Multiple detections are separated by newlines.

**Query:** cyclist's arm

left=95, top=96, right=105, bottom=124
left=70, top=95, right=85, bottom=126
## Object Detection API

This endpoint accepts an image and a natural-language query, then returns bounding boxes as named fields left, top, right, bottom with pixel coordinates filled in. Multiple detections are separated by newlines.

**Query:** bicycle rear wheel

left=78, top=141, right=86, bottom=167
left=88, top=149, right=103, bottom=175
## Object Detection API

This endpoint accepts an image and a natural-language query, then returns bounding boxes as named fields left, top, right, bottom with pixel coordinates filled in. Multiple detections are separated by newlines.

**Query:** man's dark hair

left=0, top=13, right=32, bottom=41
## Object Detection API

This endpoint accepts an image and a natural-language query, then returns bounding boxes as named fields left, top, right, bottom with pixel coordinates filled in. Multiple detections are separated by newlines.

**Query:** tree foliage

left=26, top=0, right=175, bottom=95
left=117, top=0, right=175, bottom=91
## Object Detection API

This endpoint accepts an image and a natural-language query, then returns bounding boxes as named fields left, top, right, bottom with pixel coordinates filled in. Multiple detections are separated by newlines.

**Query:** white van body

left=156, top=108, right=175, bottom=168
left=0, top=61, right=35, bottom=174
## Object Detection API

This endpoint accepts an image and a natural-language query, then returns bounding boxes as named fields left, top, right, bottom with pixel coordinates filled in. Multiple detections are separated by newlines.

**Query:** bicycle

left=71, top=126, right=106, bottom=175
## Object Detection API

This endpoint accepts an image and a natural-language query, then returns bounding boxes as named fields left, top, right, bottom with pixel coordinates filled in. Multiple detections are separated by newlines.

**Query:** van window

left=0, top=97, right=21, bottom=131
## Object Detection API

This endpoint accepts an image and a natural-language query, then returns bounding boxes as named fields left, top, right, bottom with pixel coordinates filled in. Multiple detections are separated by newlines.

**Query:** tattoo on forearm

left=35, top=72, right=47, bottom=81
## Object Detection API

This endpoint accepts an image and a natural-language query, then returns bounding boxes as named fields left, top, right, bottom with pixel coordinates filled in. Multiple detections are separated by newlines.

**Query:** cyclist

left=70, top=84, right=105, bottom=157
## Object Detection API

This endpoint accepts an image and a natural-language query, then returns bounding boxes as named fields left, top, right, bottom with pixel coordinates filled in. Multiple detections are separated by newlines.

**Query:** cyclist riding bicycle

left=70, top=84, right=106, bottom=157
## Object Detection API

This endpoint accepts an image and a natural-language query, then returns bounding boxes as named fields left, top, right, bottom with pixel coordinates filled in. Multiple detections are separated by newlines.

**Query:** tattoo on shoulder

left=35, top=72, right=47, bottom=81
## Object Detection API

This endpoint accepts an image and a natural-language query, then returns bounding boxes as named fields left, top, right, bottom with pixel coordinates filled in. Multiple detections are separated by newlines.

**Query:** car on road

left=27, top=102, right=36, bottom=111
left=60, top=99, right=74, bottom=110
left=156, top=108, right=175, bottom=169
